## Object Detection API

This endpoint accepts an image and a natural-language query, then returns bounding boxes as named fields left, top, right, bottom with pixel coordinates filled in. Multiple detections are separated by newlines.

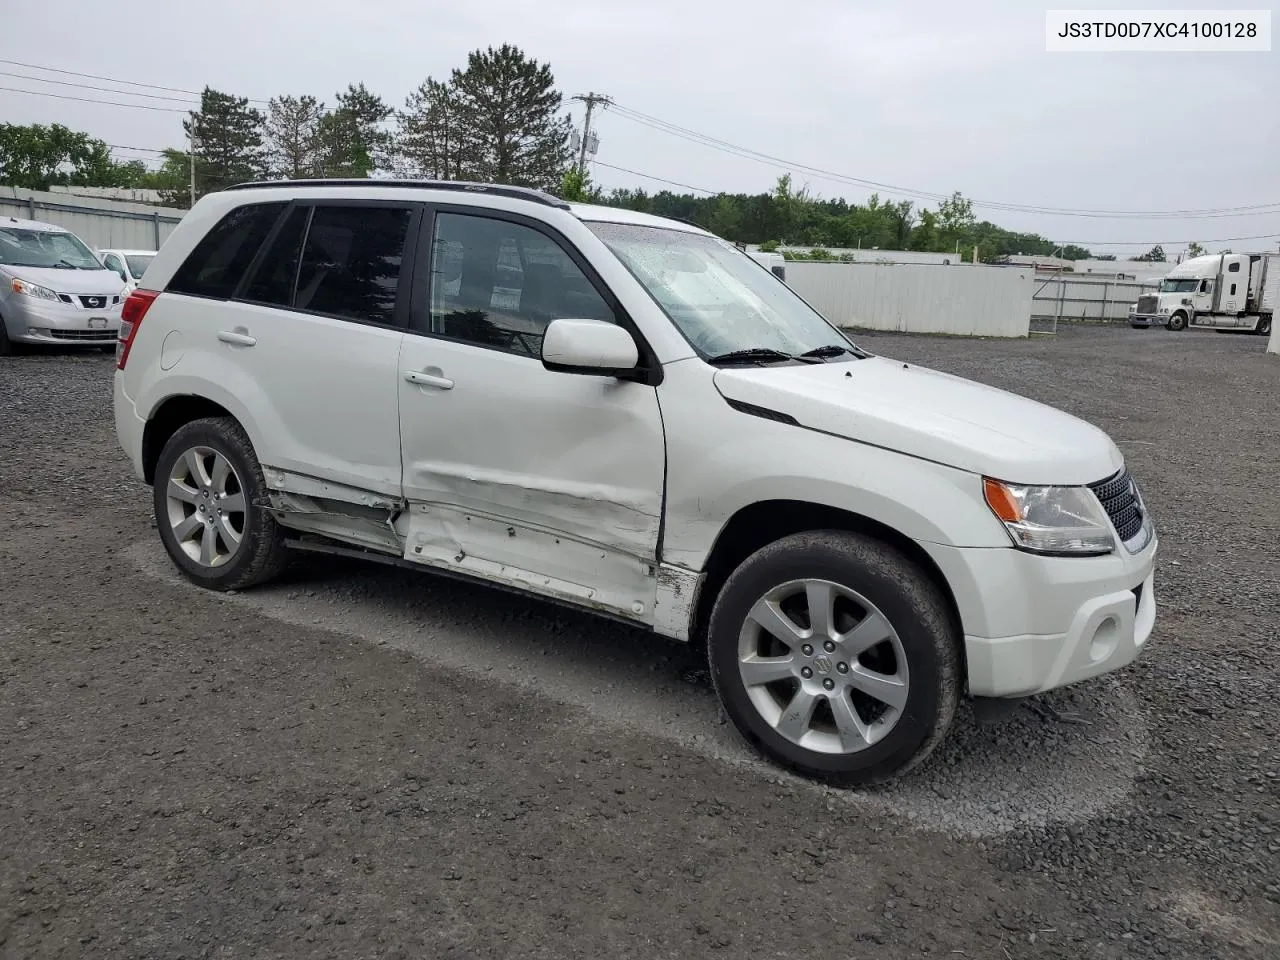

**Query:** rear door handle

left=404, top=369, right=454, bottom=390
left=217, top=329, right=257, bottom=347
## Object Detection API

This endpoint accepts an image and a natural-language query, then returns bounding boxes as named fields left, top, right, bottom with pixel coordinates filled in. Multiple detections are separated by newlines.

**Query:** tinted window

left=428, top=212, right=616, bottom=357
left=241, top=206, right=310, bottom=306
left=168, top=203, right=284, bottom=299
left=294, top=205, right=412, bottom=325
left=1228, top=262, right=1241, bottom=272
left=1231, top=283, right=1237, bottom=296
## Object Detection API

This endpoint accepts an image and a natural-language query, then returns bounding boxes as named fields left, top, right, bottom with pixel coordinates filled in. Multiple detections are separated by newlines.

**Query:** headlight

left=11, top=278, right=60, bottom=301
left=982, top=478, right=1114, bottom=555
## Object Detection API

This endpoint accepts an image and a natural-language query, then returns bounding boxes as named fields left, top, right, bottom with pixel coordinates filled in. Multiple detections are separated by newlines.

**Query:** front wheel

left=1167, top=312, right=1188, bottom=332
left=707, top=531, right=962, bottom=787
left=153, top=416, right=290, bottom=591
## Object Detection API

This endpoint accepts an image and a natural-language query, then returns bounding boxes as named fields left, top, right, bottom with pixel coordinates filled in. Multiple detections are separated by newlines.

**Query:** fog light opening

left=1089, top=615, right=1120, bottom=663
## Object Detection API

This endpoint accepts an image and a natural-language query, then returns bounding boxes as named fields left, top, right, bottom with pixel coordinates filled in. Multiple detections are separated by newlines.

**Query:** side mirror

left=541, top=318, right=639, bottom=376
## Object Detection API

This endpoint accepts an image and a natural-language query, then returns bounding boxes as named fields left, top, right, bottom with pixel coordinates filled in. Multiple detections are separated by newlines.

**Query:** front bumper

left=3, top=295, right=122, bottom=345
left=927, top=531, right=1158, bottom=698
left=1128, top=313, right=1167, bottom=327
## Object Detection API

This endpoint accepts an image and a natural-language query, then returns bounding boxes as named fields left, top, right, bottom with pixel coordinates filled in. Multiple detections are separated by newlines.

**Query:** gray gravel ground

left=1, top=324, right=1277, bottom=959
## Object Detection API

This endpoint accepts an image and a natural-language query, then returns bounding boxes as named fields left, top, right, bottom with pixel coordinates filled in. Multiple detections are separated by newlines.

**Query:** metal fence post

left=27, top=196, right=36, bottom=220
left=1102, top=281, right=1110, bottom=323
left=152, top=212, right=161, bottom=250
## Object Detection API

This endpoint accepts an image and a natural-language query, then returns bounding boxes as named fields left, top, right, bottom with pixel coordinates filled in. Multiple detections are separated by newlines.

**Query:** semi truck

left=1129, top=252, right=1276, bottom=335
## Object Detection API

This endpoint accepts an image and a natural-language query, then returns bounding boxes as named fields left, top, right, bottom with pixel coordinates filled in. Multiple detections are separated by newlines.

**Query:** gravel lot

left=1, top=324, right=1277, bottom=959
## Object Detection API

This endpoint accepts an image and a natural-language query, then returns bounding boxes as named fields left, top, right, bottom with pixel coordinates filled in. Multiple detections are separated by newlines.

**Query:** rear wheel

left=1167, top=312, right=1188, bottom=332
left=707, top=530, right=961, bottom=787
left=153, top=417, right=290, bottom=591
left=1256, top=316, right=1272, bottom=337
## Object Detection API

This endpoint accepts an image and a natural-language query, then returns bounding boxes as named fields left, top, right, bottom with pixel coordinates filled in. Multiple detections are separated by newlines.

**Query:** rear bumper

left=113, top=371, right=148, bottom=482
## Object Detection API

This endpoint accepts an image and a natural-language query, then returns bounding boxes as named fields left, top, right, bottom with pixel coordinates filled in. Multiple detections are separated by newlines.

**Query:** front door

left=396, top=207, right=666, bottom=622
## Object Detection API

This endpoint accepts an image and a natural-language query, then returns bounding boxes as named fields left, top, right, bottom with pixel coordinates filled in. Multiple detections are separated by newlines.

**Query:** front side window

left=293, top=204, right=412, bottom=326
left=427, top=212, right=617, bottom=357
left=169, top=202, right=284, bottom=299
left=585, top=220, right=855, bottom=360
left=0, top=227, right=102, bottom=270
left=103, top=253, right=125, bottom=277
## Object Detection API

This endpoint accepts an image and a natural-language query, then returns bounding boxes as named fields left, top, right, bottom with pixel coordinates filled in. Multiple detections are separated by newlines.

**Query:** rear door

left=163, top=199, right=420, bottom=497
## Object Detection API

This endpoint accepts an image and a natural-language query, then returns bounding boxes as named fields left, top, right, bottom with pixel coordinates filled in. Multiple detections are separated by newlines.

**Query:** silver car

left=0, top=217, right=127, bottom=355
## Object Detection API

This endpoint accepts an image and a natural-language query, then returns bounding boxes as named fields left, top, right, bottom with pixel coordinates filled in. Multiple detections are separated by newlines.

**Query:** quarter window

left=293, top=205, right=412, bottom=326
left=426, top=212, right=616, bottom=357
left=168, top=202, right=284, bottom=299
left=1227, top=262, right=1241, bottom=272
left=241, top=205, right=310, bottom=307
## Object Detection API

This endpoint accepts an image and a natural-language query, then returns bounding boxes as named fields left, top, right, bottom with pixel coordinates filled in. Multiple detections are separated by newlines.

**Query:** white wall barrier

left=783, top=261, right=1034, bottom=338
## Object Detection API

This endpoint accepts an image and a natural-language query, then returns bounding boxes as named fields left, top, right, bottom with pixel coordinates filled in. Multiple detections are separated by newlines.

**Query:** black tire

left=0, top=320, right=11, bottom=357
left=152, top=416, right=290, bottom=591
left=1167, top=312, right=1188, bottom=332
left=707, top=530, right=961, bottom=787
left=1256, top=316, right=1272, bottom=337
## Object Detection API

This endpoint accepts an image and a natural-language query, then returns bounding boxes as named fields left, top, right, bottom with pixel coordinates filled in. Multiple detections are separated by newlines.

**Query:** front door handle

left=403, top=369, right=454, bottom=390
left=217, top=328, right=257, bottom=347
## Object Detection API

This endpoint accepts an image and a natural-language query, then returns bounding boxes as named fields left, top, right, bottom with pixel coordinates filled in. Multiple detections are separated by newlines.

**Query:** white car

left=98, top=248, right=156, bottom=293
left=112, top=180, right=1159, bottom=785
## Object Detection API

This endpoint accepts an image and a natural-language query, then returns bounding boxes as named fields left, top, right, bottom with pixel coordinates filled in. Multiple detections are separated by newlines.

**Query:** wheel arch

left=688, top=499, right=965, bottom=671
left=142, top=395, right=240, bottom=485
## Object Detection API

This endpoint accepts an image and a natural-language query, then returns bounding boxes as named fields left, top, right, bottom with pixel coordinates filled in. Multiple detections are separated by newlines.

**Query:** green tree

left=449, top=44, right=573, bottom=191
left=1186, top=241, right=1207, bottom=258
left=264, top=94, right=327, bottom=179
left=558, top=167, right=603, bottom=202
left=1132, top=245, right=1166, bottom=262
left=0, top=122, right=146, bottom=190
left=398, top=77, right=467, bottom=180
left=183, top=87, right=267, bottom=197
left=317, top=83, right=393, bottom=178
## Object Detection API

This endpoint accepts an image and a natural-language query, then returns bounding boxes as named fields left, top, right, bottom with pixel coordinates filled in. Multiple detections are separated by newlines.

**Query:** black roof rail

left=221, top=178, right=571, bottom=210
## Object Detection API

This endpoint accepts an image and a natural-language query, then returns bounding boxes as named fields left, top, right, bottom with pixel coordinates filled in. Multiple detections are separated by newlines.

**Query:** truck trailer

left=1129, top=252, right=1275, bottom=336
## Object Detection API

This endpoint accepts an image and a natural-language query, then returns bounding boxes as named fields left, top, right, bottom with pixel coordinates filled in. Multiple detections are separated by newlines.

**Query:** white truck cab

left=112, top=180, right=1158, bottom=786
left=1130, top=253, right=1275, bottom=336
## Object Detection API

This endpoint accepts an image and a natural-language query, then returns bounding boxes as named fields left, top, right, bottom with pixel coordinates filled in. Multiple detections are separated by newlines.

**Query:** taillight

left=117, top=289, right=159, bottom=370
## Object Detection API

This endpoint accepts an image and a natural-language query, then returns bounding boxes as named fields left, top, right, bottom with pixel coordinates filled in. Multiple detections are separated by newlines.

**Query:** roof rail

left=221, top=178, right=571, bottom=210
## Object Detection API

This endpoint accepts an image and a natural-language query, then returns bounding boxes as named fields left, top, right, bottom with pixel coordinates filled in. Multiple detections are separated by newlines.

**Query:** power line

left=607, top=102, right=1280, bottom=220
left=1049, top=232, right=1279, bottom=247
left=0, top=70, right=200, bottom=104
left=592, top=161, right=717, bottom=195
left=0, top=85, right=191, bottom=113
left=0, top=58, right=269, bottom=104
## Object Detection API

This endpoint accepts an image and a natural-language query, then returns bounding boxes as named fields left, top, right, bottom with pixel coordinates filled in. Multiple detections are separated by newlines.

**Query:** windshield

left=1159, top=278, right=1200, bottom=293
left=0, top=227, right=103, bottom=270
left=585, top=221, right=858, bottom=360
left=125, top=254, right=155, bottom=278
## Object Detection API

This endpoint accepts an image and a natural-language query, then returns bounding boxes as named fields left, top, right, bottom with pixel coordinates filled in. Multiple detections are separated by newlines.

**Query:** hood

left=713, top=356, right=1123, bottom=486
left=0, top=264, right=126, bottom=296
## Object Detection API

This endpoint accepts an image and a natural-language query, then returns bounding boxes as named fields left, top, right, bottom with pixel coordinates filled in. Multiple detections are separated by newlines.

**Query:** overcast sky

left=2, top=0, right=1276, bottom=256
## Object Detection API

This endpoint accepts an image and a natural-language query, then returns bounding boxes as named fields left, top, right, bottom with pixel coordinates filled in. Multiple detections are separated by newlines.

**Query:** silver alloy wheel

left=737, top=578, right=909, bottom=755
left=164, top=445, right=247, bottom=568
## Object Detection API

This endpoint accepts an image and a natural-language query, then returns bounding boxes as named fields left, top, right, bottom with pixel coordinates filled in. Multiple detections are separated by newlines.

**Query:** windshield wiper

left=798, top=343, right=864, bottom=360
left=706, top=347, right=816, bottom=366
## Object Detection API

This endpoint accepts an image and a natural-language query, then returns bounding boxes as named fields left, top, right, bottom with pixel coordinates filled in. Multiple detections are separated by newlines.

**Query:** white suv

left=113, top=180, right=1158, bottom=785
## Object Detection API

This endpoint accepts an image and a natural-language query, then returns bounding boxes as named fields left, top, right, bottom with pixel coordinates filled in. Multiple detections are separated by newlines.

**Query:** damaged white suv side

left=113, top=180, right=1158, bottom=786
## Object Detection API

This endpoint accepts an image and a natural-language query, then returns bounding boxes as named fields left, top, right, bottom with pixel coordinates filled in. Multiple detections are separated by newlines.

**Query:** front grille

left=48, top=329, right=115, bottom=341
left=77, top=295, right=109, bottom=309
left=1136, top=294, right=1158, bottom=314
left=1089, top=468, right=1145, bottom=543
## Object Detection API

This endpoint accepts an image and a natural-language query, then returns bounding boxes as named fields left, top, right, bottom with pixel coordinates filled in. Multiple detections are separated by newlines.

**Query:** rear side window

left=168, top=202, right=284, bottom=299
left=1227, top=262, right=1241, bottom=272
left=241, top=205, right=310, bottom=307
left=293, top=204, right=412, bottom=326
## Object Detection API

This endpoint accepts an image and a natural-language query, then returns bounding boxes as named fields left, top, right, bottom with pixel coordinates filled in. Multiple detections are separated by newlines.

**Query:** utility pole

left=571, top=92, right=611, bottom=175
left=188, top=132, right=200, bottom=209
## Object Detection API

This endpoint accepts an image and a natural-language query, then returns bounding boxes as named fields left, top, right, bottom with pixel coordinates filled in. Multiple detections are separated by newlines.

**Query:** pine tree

left=397, top=77, right=468, bottom=180
left=316, top=83, right=393, bottom=177
left=448, top=44, right=573, bottom=191
left=264, top=95, right=326, bottom=179
left=183, top=87, right=267, bottom=197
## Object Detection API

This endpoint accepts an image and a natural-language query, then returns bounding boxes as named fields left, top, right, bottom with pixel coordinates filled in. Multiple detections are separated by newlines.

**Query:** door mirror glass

left=541, top=318, right=639, bottom=375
